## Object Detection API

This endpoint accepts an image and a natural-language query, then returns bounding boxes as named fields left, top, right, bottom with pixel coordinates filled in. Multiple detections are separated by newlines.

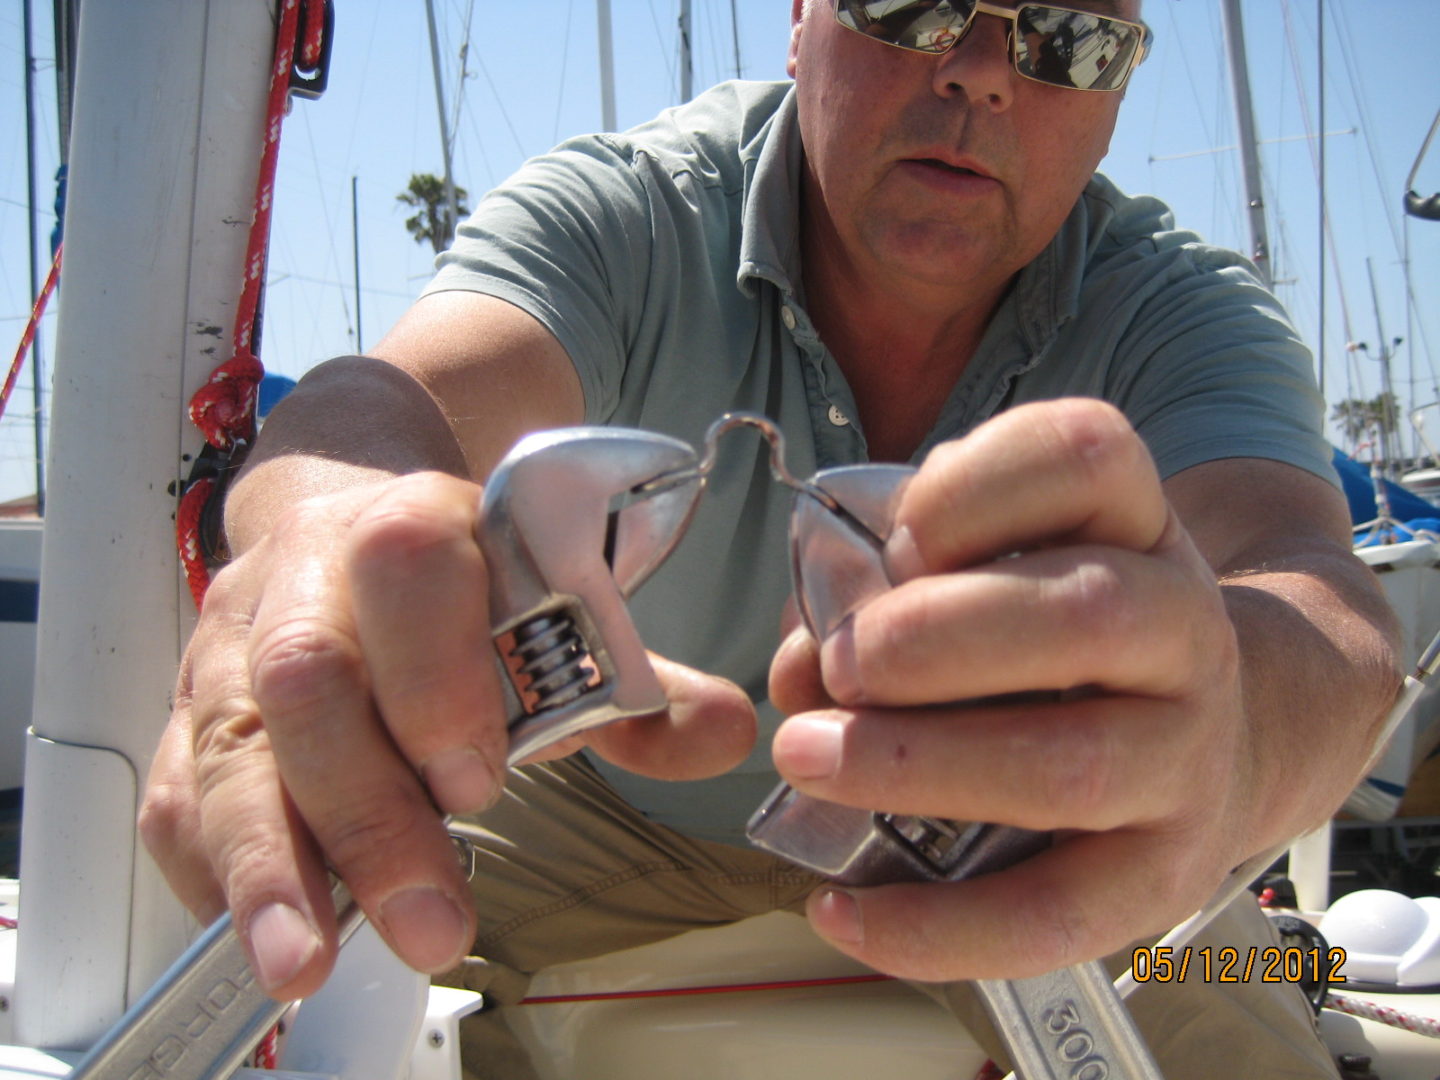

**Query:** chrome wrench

left=747, top=463, right=1165, bottom=1080
left=66, top=426, right=707, bottom=1080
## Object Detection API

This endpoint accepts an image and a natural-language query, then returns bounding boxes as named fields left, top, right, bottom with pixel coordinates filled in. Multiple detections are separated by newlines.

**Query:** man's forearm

left=1222, top=550, right=1402, bottom=852
left=224, top=356, right=471, bottom=555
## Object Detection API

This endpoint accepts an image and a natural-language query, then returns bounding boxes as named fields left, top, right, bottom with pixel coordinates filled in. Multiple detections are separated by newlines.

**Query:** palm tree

left=397, top=172, right=470, bottom=254
left=1332, top=392, right=1401, bottom=457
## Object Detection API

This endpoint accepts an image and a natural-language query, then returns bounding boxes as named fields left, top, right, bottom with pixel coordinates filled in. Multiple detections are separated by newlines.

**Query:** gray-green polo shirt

left=424, top=79, right=1333, bottom=846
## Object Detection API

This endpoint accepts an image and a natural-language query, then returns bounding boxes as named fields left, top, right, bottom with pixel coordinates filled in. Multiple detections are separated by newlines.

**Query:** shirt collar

left=736, top=85, right=804, bottom=300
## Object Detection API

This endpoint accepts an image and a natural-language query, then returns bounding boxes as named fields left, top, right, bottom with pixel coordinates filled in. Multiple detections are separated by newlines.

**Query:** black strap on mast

left=1405, top=107, right=1440, bottom=222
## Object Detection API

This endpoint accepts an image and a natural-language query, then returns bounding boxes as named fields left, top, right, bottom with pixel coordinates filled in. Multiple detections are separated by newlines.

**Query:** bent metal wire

left=633, top=411, right=843, bottom=515
left=833, top=0, right=1151, bottom=92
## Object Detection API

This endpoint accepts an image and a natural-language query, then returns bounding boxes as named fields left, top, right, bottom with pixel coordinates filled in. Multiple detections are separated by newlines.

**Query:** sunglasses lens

left=1012, top=6, right=1143, bottom=90
left=834, top=1, right=975, bottom=54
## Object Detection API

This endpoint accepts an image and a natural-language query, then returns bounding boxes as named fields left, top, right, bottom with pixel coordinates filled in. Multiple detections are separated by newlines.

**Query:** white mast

left=1220, top=0, right=1272, bottom=288
left=425, top=0, right=461, bottom=248
left=679, top=0, right=694, bottom=102
left=597, top=0, right=617, bottom=131
left=13, top=0, right=276, bottom=1048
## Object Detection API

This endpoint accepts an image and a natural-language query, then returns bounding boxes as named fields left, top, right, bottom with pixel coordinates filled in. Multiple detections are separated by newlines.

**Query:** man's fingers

left=185, top=558, right=342, bottom=998
left=890, top=400, right=1171, bottom=576
left=139, top=691, right=228, bottom=926
left=769, top=624, right=830, bottom=715
left=240, top=529, right=475, bottom=986
left=821, top=542, right=1228, bottom=707
left=583, top=654, right=758, bottom=779
left=805, top=827, right=1217, bottom=982
left=771, top=693, right=1233, bottom=832
left=346, top=471, right=508, bottom=814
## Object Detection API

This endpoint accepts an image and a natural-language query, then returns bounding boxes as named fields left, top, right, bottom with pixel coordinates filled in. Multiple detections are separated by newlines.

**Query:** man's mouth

left=921, top=159, right=981, bottom=176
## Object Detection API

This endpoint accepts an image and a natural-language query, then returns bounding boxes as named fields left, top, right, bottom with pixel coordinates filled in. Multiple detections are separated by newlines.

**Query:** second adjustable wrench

left=66, top=426, right=706, bottom=1080
left=746, top=463, right=1165, bottom=1080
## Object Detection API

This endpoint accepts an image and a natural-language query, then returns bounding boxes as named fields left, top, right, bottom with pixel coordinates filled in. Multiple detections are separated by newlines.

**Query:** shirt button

left=828, top=405, right=850, bottom=427
left=781, top=306, right=797, bottom=331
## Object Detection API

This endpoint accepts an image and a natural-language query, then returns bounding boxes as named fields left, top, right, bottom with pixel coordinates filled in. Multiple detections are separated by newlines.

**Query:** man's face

left=790, top=0, right=1134, bottom=298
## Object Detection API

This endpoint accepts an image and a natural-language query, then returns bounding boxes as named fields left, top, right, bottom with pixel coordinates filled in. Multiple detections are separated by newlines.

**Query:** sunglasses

left=833, top=1, right=1151, bottom=92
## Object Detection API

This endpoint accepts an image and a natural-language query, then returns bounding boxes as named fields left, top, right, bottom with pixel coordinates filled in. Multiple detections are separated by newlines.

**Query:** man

left=140, top=2, right=1401, bottom=1076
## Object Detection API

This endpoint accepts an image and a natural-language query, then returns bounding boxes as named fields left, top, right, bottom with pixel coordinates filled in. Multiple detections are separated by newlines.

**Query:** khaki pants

left=439, top=757, right=1339, bottom=1080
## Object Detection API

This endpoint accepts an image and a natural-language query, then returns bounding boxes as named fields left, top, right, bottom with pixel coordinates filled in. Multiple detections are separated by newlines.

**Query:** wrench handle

left=976, top=960, right=1165, bottom=1080
left=66, top=880, right=361, bottom=1080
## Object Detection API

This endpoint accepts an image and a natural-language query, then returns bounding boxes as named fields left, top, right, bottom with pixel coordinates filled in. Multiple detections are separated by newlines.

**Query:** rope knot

left=189, top=352, right=264, bottom=451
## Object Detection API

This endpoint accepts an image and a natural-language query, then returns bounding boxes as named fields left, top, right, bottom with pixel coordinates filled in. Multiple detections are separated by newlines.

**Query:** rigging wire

left=1328, top=0, right=1404, bottom=261
left=461, top=90, right=499, bottom=192
left=647, top=0, right=679, bottom=98
left=700, top=0, right=725, bottom=89
left=1267, top=11, right=1292, bottom=291
left=472, top=47, right=529, bottom=162
left=729, top=0, right=744, bottom=79
left=448, top=0, right=477, bottom=163
left=1277, top=0, right=1358, bottom=387
left=552, top=0, right=578, bottom=146
left=1158, top=1, right=1224, bottom=160
left=1327, top=0, right=1436, bottom=425
left=297, top=108, right=355, bottom=345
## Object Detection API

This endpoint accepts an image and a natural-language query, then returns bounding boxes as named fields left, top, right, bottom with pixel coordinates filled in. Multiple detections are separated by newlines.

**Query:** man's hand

left=768, top=398, right=1399, bottom=983
left=142, top=468, right=756, bottom=1001
left=139, top=304, right=758, bottom=1003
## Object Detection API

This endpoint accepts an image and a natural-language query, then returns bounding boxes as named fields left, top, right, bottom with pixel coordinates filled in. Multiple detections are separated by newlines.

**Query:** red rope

left=1327, top=991, right=1440, bottom=1039
left=178, top=0, right=325, bottom=608
left=177, top=476, right=216, bottom=611
left=519, top=973, right=894, bottom=1006
left=297, top=0, right=326, bottom=72
left=0, top=915, right=17, bottom=931
left=253, top=1026, right=280, bottom=1069
left=1, top=244, right=62, bottom=424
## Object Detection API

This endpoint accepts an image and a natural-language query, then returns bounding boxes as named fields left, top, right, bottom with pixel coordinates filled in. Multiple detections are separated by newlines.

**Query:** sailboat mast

left=14, top=0, right=278, bottom=1045
left=597, top=0, right=617, bottom=130
left=424, top=0, right=461, bottom=247
left=730, top=0, right=743, bottom=79
left=679, top=0, right=694, bottom=102
left=1366, top=258, right=1401, bottom=471
left=1220, top=0, right=1272, bottom=289
left=352, top=174, right=363, bottom=353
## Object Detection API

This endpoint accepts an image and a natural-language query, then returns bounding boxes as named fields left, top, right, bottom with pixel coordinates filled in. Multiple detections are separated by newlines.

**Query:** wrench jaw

left=478, top=427, right=705, bottom=762
left=751, top=464, right=1054, bottom=884
left=751, top=463, right=937, bottom=881
left=749, top=786, right=1053, bottom=888
left=789, top=464, right=916, bottom=642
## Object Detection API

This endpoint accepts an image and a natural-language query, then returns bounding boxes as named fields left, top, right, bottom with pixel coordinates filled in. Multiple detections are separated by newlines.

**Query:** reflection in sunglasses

left=833, top=0, right=1149, bottom=93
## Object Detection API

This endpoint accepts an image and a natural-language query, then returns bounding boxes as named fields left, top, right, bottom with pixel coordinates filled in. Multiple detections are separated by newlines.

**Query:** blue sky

left=2, top=0, right=1438, bottom=505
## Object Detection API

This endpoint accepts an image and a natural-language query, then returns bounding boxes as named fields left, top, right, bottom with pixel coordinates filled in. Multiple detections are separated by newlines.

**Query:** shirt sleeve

left=1102, top=245, right=1337, bottom=487
left=422, top=135, right=654, bottom=424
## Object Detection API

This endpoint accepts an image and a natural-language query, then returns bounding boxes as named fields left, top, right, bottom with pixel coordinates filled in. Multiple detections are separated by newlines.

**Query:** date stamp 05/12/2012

left=1130, top=945, right=1348, bottom=985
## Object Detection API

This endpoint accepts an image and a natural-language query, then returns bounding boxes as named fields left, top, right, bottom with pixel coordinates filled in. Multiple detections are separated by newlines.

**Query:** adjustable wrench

left=66, top=427, right=707, bottom=1080
left=747, top=463, right=1165, bottom=1080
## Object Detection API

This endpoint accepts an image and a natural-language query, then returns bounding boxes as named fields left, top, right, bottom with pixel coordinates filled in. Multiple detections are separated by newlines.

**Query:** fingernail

left=422, top=746, right=498, bottom=813
left=818, top=620, right=861, bottom=703
left=249, top=902, right=321, bottom=992
left=810, top=886, right=864, bottom=945
left=378, top=887, right=471, bottom=972
left=774, top=714, right=845, bottom=780
left=884, top=525, right=926, bottom=583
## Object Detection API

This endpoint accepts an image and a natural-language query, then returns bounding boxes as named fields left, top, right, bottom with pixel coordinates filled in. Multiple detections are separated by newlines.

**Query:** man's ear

left=787, top=0, right=807, bottom=78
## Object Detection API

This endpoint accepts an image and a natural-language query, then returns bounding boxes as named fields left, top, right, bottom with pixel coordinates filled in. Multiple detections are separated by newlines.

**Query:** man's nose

left=931, top=12, right=1015, bottom=110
